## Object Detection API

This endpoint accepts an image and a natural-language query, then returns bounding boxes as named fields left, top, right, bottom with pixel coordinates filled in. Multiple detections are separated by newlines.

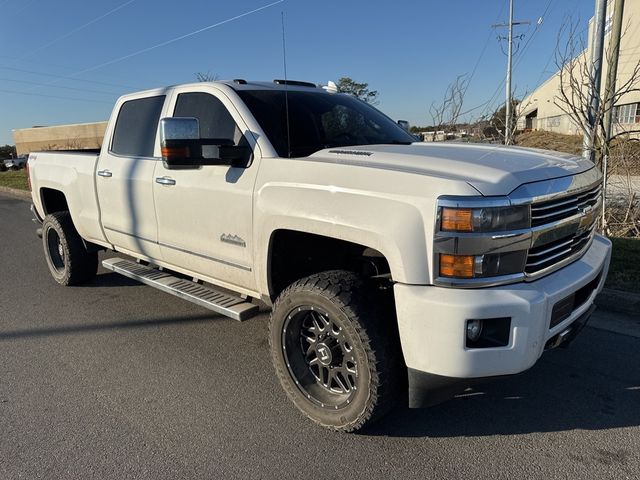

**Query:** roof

left=217, top=79, right=325, bottom=92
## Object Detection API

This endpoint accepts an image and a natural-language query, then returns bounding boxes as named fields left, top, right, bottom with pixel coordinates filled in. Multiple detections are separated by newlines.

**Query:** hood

left=306, top=143, right=593, bottom=196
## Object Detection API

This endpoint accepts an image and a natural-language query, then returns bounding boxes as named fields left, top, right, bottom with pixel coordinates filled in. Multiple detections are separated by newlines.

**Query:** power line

left=459, top=0, right=507, bottom=108
left=0, top=88, right=112, bottom=104
left=15, top=0, right=138, bottom=61
left=24, top=0, right=284, bottom=94
left=0, top=76, right=120, bottom=96
left=5, top=0, right=37, bottom=18
left=513, top=0, right=556, bottom=70
left=473, top=0, right=556, bottom=123
left=532, top=3, right=587, bottom=89
left=493, top=0, right=530, bottom=144
left=66, top=0, right=284, bottom=79
left=0, top=65, right=142, bottom=90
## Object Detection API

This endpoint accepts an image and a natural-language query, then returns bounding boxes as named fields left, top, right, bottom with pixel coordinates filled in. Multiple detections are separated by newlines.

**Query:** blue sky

left=0, top=0, right=593, bottom=145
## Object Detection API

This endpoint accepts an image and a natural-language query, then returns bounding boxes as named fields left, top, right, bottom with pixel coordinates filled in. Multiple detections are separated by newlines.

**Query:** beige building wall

left=518, top=0, right=640, bottom=136
left=12, top=121, right=108, bottom=156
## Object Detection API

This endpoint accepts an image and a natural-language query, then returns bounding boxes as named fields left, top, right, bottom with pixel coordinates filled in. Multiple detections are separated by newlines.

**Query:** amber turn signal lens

left=161, top=146, right=190, bottom=159
left=440, top=254, right=475, bottom=278
left=441, top=208, right=473, bottom=232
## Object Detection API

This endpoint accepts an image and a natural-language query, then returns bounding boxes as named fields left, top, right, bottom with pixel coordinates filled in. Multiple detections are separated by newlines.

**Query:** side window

left=111, top=95, right=165, bottom=157
left=173, top=92, right=249, bottom=159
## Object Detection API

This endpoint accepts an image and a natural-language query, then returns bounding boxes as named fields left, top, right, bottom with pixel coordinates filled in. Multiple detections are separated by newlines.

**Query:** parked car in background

left=4, top=156, right=28, bottom=170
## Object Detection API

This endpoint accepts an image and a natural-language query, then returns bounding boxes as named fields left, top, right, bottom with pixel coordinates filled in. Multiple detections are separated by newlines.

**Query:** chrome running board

left=102, top=258, right=259, bottom=321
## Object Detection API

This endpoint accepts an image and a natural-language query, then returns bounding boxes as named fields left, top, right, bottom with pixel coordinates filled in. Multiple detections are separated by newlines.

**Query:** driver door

left=152, top=87, right=259, bottom=293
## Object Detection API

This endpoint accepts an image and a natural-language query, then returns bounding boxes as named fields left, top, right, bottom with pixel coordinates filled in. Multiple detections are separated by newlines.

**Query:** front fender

left=254, top=182, right=430, bottom=294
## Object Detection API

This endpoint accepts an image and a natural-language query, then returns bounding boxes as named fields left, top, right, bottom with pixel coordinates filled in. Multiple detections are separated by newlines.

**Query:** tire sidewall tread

left=269, top=270, right=399, bottom=432
left=42, top=211, right=98, bottom=286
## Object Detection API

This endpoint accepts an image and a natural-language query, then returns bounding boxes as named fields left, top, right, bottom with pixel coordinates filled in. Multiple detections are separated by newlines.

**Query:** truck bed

left=29, top=149, right=106, bottom=246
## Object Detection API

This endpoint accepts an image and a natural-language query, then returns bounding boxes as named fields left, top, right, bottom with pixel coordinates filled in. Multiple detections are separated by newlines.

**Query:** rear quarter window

left=111, top=95, right=165, bottom=157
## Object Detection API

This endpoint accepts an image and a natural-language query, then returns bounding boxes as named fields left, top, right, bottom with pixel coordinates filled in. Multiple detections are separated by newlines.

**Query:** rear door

left=96, top=94, right=166, bottom=260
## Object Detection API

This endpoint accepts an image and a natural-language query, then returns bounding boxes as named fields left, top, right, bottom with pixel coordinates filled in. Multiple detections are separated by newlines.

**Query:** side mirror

left=397, top=120, right=410, bottom=132
left=159, top=117, right=249, bottom=169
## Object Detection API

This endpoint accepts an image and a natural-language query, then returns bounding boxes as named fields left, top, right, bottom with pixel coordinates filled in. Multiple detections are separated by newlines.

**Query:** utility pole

left=603, top=0, right=625, bottom=142
left=583, top=0, right=608, bottom=161
left=601, top=0, right=625, bottom=233
left=493, top=0, right=529, bottom=145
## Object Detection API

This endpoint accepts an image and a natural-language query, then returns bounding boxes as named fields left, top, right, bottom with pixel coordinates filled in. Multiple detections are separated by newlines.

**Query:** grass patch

left=515, top=131, right=583, bottom=156
left=606, top=237, right=640, bottom=293
left=0, top=170, right=29, bottom=190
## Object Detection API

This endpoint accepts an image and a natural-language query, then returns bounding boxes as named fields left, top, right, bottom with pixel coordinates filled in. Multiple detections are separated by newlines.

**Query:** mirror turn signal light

left=161, top=146, right=190, bottom=160
left=441, top=208, right=473, bottom=232
left=439, top=254, right=475, bottom=278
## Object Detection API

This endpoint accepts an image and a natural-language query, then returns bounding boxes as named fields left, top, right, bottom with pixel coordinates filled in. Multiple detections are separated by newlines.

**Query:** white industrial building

left=518, top=0, right=640, bottom=136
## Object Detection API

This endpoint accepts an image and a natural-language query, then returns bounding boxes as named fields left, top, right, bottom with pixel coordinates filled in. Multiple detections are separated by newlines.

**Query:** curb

left=596, top=288, right=640, bottom=317
left=0, top=186, right=30, bottom=200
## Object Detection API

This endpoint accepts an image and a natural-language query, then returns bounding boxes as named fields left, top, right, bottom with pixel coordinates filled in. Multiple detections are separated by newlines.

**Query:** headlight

left=441, top=205, right=530, bottom=232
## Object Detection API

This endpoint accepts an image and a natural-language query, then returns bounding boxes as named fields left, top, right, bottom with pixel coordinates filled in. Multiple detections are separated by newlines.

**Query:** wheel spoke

left=283, top=304, right=360, bottom=409
left=329, top=320, right=341, bottom=338
left=301, top=330, right=316, bottom=345
left=310, top=313, right=323, bottom=333
left=333, top=371, right=348, bottom=393
left=320, top=366, right=330, bottom=386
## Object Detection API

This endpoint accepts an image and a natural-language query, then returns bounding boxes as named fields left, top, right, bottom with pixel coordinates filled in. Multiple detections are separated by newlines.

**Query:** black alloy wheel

left=269, top=270, right=400, bottom=432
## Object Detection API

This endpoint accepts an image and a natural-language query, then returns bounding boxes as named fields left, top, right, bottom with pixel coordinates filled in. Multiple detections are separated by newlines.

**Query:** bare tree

left=195, top=71, right=219, bottom=82
left=490, top=98, right=522, bottom=142
left=428, top=74, right=469, bottom=141
left=553, top=19, right=640, bottom=235
left=553, top=20, right=640, bottom=164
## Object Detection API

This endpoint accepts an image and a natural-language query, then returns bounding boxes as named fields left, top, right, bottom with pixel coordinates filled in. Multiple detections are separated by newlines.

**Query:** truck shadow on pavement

left=366, top=327, right=640, bottom=437
left=0, top=313, right=220, bottom=340
left=82, top=271, right=141, bottom=288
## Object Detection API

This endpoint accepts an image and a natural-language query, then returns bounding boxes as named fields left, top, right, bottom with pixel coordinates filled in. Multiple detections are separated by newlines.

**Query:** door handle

left=155, top=176, right=176, bottom=186
left=97, top=169, right=112, bottom=178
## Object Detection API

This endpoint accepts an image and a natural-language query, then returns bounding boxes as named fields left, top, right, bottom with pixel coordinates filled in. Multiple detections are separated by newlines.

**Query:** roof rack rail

left=273, top=79, right=318, bottom=88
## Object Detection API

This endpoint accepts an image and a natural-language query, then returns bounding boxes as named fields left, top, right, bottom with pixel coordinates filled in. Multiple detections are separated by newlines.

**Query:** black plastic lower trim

left=545, top=303, right=596, bottom=350
left=407, top=369, right=496, bottom=408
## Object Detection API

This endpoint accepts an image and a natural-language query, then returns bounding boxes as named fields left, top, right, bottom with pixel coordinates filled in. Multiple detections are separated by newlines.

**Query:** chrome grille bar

left=530, top=183, right=601, bottom=227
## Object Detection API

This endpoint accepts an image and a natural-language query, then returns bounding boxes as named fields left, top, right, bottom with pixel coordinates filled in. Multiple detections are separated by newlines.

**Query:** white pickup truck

left=27, top=79, right=611, bottom=432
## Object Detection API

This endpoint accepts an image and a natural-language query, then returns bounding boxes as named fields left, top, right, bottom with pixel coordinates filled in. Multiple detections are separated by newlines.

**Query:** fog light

left=466, top=319, right=483, bottom=342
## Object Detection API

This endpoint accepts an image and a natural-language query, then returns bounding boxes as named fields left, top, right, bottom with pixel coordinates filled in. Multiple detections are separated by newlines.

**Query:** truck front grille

left=525, top=182, right=601, bottom=276
left=530, top=183, right=601, bottom=227
left=525, top=225, right=596, bottom=274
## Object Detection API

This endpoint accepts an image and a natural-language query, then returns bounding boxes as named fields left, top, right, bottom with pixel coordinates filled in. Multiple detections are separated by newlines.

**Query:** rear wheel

left=269, top=270, right=399, bottom=432
left=42, top=211, right=98, bottom=285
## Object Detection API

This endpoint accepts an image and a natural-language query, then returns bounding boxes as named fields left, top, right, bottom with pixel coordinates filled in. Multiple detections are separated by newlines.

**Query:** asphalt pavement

left=1, top=192, right=639, bottom=479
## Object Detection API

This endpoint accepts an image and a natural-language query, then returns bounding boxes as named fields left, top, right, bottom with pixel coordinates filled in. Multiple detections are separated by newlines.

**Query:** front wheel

left=269, top=270, right=399, bottom=432
left=42, top=211, right=98, bottom=286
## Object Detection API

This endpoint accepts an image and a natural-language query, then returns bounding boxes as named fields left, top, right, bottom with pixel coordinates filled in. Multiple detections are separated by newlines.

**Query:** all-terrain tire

left=42, top=211, right=98, bottom=286
left=269, top=270, right=400, bottom=432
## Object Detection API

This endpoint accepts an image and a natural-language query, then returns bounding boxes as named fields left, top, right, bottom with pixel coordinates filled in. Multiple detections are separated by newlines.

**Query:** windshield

left=236, top=90, right=416, bottom=158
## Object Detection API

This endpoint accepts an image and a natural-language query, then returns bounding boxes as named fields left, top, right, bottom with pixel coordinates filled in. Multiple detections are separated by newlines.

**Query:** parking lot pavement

left=1, top=192, right=639, bottom=479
